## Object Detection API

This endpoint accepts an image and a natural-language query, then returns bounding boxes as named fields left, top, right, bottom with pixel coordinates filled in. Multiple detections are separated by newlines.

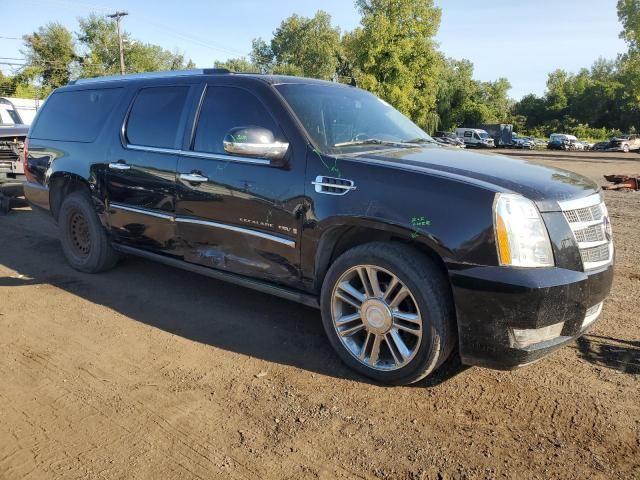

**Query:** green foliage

left=249, top=38, right=274, bottom=74
left=77, top=14, right=193, bottom=77
left=345, top=0, right=443, bottom=130
left=618, top=0, right=640, bottom=52
left=434, top=59, right=513, bottom=131
left=21, top=23, right=76, bottom=89
left=513, top=55, right=639, bottom=138
left=214, top=57, right=258, bottom=73
left=270, top=11, right=341, bottom=80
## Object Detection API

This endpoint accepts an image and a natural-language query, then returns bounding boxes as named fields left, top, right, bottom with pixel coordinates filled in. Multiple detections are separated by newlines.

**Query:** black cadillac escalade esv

left=23, top=69, right=614, bottom=385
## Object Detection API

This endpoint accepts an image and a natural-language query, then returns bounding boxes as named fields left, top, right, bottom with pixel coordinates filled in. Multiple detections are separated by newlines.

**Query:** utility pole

left=107, top=11, right=128, bottom=75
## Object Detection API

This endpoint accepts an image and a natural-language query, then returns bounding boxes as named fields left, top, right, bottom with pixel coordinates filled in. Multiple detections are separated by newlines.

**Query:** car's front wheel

left=320, top=242, right=456, bottom=385
left=58, top=191, right=119, bottom=273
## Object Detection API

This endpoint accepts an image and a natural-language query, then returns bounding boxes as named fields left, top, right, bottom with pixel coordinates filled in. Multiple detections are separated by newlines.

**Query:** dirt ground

left=0, top=151, right=638, bottom=479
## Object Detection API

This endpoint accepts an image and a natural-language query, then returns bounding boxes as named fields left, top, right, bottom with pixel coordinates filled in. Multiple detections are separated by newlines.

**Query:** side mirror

left=223, top=126, right=289, bottom=166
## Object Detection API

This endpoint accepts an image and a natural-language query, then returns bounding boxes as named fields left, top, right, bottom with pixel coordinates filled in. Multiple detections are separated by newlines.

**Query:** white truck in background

left=456, top=128, right=495, bottom=148
left=0, top=97, right=42, bottom=126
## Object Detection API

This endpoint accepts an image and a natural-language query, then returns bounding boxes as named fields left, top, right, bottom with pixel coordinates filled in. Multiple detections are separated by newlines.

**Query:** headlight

left=493, top=193, right=554, bottom=267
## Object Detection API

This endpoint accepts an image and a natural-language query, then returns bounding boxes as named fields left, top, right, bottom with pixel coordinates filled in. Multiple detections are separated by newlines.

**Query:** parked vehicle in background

left=23, top=69, right=614, bottom=385
left=511, top=133, right=535, bottom=150
left=608, top=134, right=640, bottom=153
left=456, top=128, right=495, bottom=148
left=0, top=98, right=28, bottom=183
left=579, top=140, right=594, bottom=150
left=433, top=131, right=465, bottom=148
left=0, top=97, right=41, bottom=126
left=478, top=124, right=513, bottom=148
left=592, top=141, right=610, bottom=151
left=548, top=134, right=584, bottom=151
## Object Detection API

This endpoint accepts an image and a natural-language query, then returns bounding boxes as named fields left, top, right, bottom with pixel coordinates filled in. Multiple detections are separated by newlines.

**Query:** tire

left=623, top=144, right=630, bottom=153
left=58, top=191, right=119, bottom=273
left=320, top=242, right=456, bottom=385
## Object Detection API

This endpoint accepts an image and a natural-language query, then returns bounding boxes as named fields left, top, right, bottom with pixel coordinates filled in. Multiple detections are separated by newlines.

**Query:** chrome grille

left=573, top=224, right=606, bottom=243
left=563, top=204, right=603, bottom=223
left=558, top=194, right=613, bottom=271
left=580, top=243, right=610, bottom=264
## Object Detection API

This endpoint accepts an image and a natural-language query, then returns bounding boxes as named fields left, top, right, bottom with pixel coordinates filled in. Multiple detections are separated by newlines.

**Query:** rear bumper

left=449, top=264, right=614, bottom=369
left=23, top=181, right=50, bottom=211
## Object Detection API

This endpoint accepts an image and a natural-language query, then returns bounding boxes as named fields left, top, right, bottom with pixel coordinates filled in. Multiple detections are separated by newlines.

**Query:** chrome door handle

left=109, top=162, right=131, bottom=171
left=179, top=173, right=209, bottom=183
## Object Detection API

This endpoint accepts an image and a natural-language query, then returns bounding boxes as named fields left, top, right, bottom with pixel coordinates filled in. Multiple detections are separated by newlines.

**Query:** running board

left=114, top=244, right=320, bottom=309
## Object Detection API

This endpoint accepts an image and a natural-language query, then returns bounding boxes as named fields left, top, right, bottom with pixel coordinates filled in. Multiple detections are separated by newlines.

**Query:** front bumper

left=449, top=264, right=614, bottom=369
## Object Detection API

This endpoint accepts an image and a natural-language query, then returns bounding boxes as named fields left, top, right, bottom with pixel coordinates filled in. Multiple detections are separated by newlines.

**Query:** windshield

left=275, top=83, right=434, bottom=154
left=479, top=132, right=489, bottom=139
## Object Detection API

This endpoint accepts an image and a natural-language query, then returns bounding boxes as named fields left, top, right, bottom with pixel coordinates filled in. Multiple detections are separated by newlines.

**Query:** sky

left=0, top=0, right=628, bottom=99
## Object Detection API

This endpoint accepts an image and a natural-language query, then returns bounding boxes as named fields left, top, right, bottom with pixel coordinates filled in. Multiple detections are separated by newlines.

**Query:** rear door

left=174, top=81, right=306, bottom=286
left=107, top=84, right=194, bottom=254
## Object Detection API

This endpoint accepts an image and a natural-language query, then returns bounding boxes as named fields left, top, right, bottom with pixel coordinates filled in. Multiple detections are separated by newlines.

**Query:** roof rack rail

left=69, top=68, right=233, bottom=86
left=202, top=68, right=232, bottom=75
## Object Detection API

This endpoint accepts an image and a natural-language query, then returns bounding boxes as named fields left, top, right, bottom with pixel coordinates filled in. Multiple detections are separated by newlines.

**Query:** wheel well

left=314, top=226, right=449, bottom=291
left=49, top=174, right=91, bottom=220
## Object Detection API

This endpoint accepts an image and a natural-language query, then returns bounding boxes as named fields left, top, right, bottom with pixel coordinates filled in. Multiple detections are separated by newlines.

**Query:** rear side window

left=193, top=86, right=281, bottom=155
left=125, top=86, right=189, bottom=149
left=30, top=88, right=121, bottom=142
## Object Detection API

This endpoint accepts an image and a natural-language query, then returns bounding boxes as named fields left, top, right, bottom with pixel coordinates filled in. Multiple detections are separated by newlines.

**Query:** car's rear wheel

left=58, top=191, right=118, bottom=273
left=320, top=242, right=456, bottom=385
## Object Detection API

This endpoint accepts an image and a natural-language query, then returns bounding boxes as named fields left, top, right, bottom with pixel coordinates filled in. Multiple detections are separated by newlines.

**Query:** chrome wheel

left=331, top=265, right=423, bottom=371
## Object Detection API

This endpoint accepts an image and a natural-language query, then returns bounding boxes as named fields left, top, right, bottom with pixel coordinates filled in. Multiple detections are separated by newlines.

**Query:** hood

left=0, top=124, right=29, bottom=138
left=349, top=145, right=598, bottom=212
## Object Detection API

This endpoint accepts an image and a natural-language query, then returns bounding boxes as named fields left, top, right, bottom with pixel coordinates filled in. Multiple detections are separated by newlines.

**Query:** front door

left=107, top=84, right=193, bottom=254
left=175, top=83, right=305, bottom=287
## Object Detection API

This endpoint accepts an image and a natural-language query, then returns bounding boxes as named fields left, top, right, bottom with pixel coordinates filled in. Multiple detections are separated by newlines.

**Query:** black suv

left=23, top=69, right=614, bottom=385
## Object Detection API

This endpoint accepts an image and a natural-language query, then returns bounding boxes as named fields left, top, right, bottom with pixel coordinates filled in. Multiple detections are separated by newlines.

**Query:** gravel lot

left=0, top=150, right=638, bottom=479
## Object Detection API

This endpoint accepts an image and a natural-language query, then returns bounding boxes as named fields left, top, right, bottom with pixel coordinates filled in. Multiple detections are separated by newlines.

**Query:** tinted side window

left=30, top=88, right=122, bottom=142
left=193, top=86, right=281, bottom=155
left=126, top=86, right=189, bottom=149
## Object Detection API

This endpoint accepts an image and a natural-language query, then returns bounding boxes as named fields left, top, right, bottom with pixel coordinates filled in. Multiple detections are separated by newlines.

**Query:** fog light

left=511, top=322, right=564, bottom=348
left=582, top=302, right=603, bottom=329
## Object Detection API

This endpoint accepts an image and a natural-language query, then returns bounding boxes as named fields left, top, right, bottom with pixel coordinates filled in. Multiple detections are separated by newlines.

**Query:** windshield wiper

left=403, top=137, right=437, bottom=145
left=333, top=138, right=394, bottom=148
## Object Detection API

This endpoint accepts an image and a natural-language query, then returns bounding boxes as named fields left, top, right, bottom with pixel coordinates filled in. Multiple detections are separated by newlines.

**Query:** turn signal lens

left=494, top=193, right=554, bottom=267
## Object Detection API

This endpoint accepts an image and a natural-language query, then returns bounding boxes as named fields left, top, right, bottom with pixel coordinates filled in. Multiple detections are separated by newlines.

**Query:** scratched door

left=175, top=83, right=305, bottom=287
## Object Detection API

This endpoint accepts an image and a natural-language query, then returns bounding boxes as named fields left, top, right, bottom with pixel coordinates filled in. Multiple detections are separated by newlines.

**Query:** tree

left=77, top=14, right=194, bottom=77
left=270, top=11, right=341, bottom=79
left=22, top=23, right=76, bottom=89
left=435, top=58, right=476, bottom=129
left=214, top=57, right=258, bottom=72
left=249, top=38, right=274, bottom=74
left=618, top=0, right=640, bottom=52
left=345, top=0, right=443, bottom=129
